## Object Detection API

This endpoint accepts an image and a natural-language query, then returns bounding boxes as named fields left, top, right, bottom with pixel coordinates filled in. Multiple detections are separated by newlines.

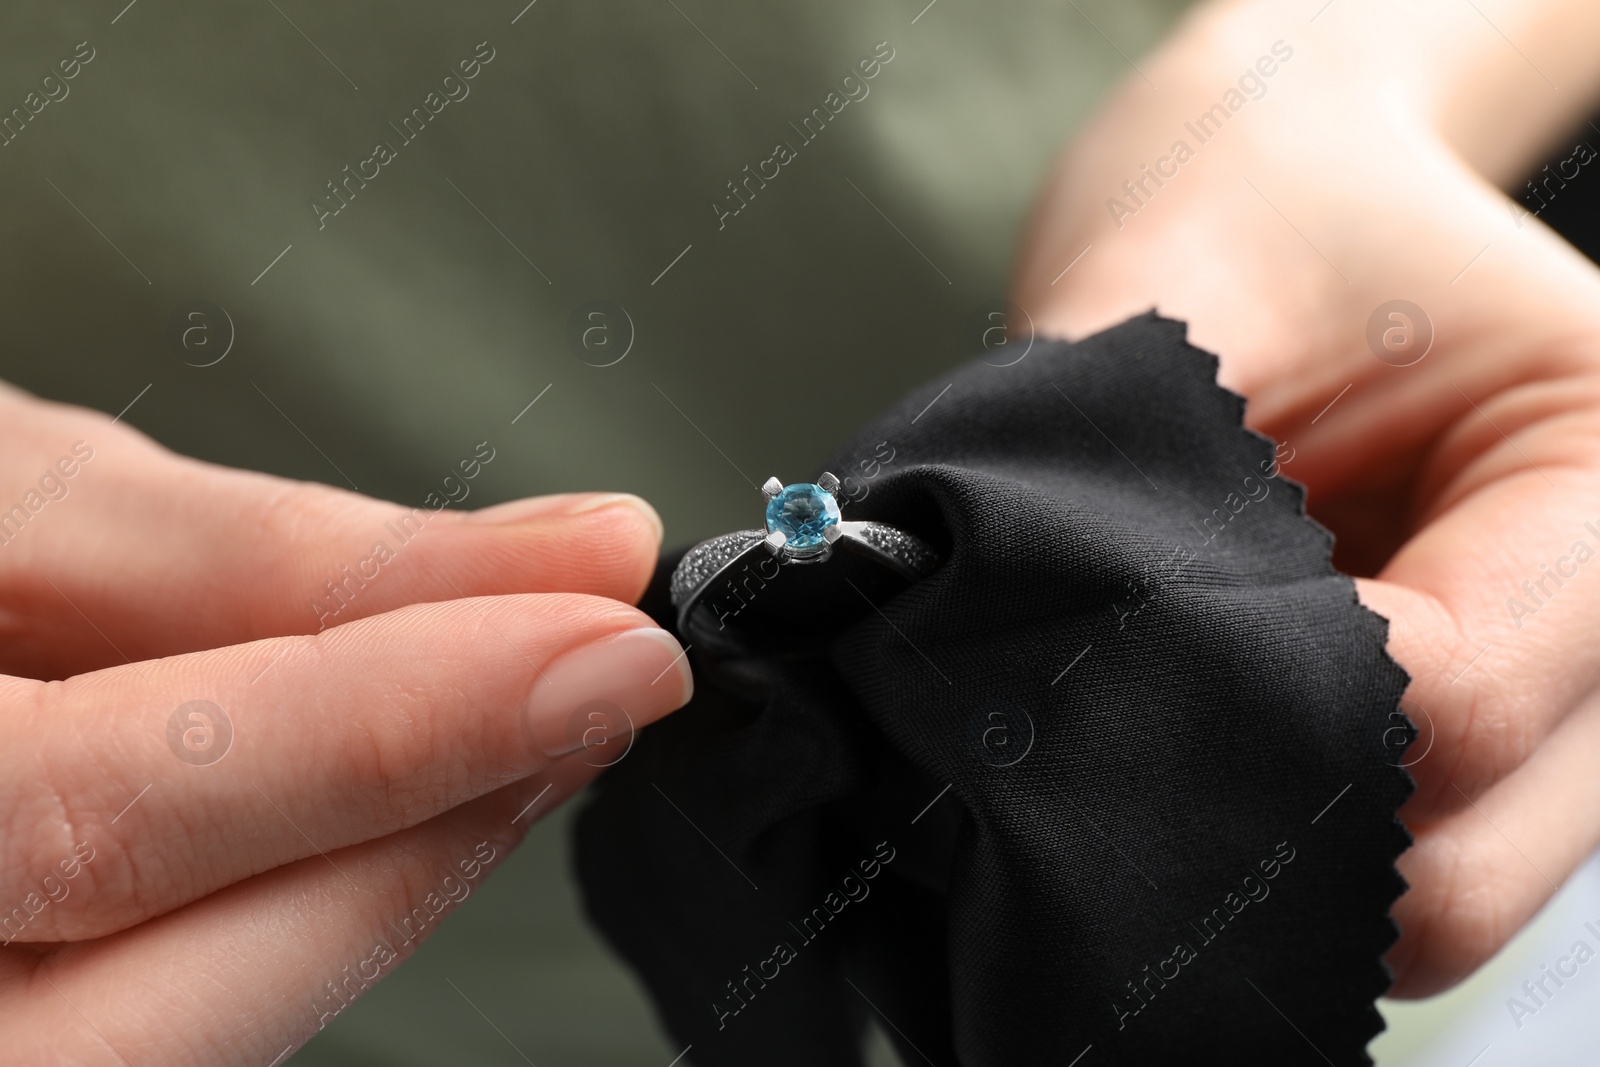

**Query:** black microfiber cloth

left=575, top=312, right=1412, bottom=1066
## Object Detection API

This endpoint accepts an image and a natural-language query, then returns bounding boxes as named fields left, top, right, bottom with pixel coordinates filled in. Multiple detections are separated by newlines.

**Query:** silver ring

left=670, top=473, right=940, bottom=654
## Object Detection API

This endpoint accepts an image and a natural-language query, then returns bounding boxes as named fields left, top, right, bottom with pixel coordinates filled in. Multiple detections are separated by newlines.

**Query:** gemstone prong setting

left=764, top=480, right=842, bottom=559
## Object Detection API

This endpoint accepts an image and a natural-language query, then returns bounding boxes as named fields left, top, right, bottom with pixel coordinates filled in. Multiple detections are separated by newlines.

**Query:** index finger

left=0, top=592, right=692, bottom=943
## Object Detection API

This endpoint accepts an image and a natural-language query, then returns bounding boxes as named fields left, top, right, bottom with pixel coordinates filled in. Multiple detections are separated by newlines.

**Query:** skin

left=4, top=0, right=1598, bottom=1057
left=0, top=383, right=692, bottom=1064
left=1015, top=0, right=1600, bottom=997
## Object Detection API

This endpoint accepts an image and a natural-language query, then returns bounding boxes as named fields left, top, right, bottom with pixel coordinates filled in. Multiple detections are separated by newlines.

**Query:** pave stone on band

left=670, top=473, right=941, bottom=652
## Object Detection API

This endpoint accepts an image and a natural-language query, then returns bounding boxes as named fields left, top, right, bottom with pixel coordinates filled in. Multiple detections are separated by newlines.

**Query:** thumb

left=0, top=402, right=663, bottom=675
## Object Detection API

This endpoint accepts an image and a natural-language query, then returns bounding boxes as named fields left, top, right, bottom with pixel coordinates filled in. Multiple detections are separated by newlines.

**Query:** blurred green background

left=2, top=1, right=1585, bottom=1063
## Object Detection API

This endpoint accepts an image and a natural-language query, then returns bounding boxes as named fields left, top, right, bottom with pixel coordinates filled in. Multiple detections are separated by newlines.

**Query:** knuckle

left=1451, top=681, right=1536, bottom=788
left=1407, top=622, right=1536, bottom=804
left=0, top=685, right=87, bottom=922
left=1398, top=817, right=1540, bottom=994
left=286, top=630, right=424, bottom=791
left=10, top=682, right=168, bottom=941
left=3, top=806, right=117, bottom=942
left=0, top=795, right=84, bottom=942
left=1419, top=863, right=1524, bottom=985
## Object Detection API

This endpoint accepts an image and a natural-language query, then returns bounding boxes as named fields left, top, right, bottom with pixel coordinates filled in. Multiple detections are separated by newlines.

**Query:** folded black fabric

left=575, top=313, right=1412, bottom=1066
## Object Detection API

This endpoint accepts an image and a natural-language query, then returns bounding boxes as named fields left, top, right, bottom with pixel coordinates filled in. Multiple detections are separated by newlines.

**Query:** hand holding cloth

left=577, top=313, right=1412, bottom=1066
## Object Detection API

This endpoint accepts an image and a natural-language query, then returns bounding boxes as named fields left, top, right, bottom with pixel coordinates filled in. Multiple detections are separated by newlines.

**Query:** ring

left=670, top=473, right=941, bottom=655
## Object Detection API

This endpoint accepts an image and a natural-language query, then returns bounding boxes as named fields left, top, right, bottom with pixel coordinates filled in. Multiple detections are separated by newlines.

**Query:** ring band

left=670, top=474, right=940, bottom=655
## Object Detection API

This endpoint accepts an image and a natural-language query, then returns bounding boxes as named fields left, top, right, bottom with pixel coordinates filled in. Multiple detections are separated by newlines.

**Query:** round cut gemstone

left=765, top=482, right=840, bottom=552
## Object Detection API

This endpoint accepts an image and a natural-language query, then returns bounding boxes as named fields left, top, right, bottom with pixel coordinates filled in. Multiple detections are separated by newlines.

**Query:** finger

left=0, top=391, right=664, bottom=678
left=1387, top=684, right=1600, bottom=997
left=1356, top=414, right=1600, bottom=816
left=1, top=758, right=599, bottom=1067
left=0, top=592, right=691, bottom=941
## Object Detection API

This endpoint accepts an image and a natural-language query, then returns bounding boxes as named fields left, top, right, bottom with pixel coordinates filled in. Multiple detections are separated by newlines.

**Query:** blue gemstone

left=765, top=482, right=840, bottom=552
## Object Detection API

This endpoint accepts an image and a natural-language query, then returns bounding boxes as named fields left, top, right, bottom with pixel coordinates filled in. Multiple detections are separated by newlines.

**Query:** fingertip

left=460, top=493, right=663, bottom=604
left=465, top=492, right=663, bottom=545
left=551, top=495, right=664, bottom=605
left=564, top=493, right=664, bottom=546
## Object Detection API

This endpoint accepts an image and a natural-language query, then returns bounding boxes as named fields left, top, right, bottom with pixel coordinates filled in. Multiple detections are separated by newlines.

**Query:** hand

left=0, top=383, right=692, bottom=1063
left=1014, top=0, right=1600, bottom=996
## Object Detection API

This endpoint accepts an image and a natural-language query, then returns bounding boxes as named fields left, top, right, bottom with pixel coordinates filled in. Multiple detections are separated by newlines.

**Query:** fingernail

left=525, top=627, right=693, bottom=761
left=468, top=493, right=662, bottom=541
